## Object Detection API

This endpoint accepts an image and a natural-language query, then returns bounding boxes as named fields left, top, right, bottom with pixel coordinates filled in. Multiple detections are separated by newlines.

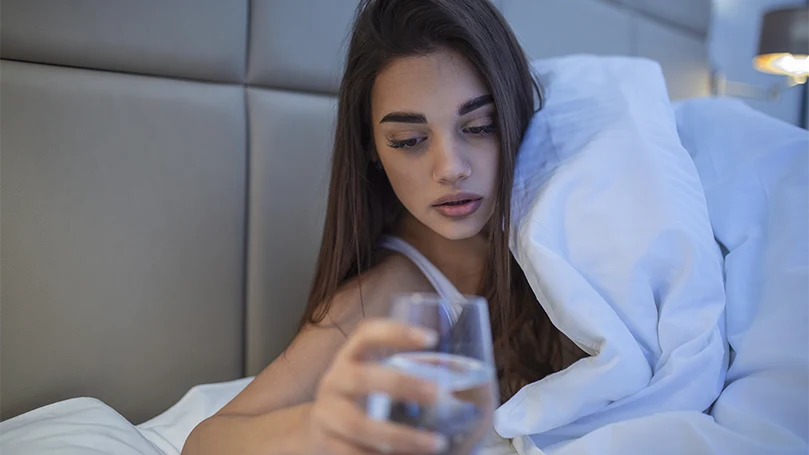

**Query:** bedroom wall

left=709, top=0, right=809, bottom=127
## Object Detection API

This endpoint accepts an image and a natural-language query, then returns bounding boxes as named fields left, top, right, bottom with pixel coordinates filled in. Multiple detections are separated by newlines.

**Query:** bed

left=0, top=0, right=713, bottom=426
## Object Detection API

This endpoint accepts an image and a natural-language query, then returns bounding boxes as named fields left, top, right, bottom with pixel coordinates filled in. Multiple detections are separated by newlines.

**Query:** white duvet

left=500, top=57, right=808, bottom=454
left=1, top=57, right=807, bottom=455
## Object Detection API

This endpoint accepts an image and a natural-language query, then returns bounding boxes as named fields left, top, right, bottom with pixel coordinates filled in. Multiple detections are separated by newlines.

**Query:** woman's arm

left=181, top=290, right=358, bottom=455
left=182, top=257, right=437, bottom=455
left=181, top=319, right=443, bottom=455
left=182, top=403, right=312, bottom=455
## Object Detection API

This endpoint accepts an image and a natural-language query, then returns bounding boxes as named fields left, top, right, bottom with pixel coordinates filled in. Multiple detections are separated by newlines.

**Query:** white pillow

left=498, top=55, right=727, bottom=450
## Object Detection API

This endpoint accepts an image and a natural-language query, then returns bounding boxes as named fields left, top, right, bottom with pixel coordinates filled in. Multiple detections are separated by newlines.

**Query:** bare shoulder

left=326, top=250, right=433, bottom=328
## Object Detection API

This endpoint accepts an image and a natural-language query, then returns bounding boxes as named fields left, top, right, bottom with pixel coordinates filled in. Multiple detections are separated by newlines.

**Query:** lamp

left=753, top=7, right=809, bottom=84
left=713, top=6, right=809, bottom=100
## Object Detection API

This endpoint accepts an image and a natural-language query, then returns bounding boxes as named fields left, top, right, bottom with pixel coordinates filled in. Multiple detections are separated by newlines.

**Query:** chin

left=429, top=219, right=487, bottom=241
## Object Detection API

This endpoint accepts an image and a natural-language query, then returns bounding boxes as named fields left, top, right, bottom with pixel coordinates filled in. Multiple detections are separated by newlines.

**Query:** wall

left=709, top=0, right=808, bottom=127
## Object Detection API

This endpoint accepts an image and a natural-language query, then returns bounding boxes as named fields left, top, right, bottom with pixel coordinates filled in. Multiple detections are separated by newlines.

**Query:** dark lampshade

left=753, top=6, right=809, bottom=81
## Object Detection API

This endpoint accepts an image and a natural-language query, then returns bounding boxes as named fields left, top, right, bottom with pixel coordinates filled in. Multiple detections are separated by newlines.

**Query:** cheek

left=478, top=143, right=501, bottom=189
left=387, top=169, right=421, bottom=196
left=381, top=159, right=424, bottom=201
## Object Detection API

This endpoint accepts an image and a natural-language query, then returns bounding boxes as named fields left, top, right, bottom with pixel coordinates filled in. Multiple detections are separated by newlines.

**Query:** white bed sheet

left=0, top=378, right=251, bottom=455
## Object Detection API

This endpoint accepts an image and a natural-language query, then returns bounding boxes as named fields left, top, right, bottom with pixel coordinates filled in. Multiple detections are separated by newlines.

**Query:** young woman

left=183, top=0, right=583, bottom=453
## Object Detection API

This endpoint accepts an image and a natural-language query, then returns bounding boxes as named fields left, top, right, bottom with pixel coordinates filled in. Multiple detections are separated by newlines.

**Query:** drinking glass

left=367, top=293, right=498, bottom=455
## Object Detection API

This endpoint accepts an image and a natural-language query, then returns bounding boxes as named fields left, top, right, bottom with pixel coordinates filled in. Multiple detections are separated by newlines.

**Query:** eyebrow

left=379, top=112, right=427, bottom=124
left=378, top=94, right=494, bottom=124
left=458, top=94, right=494, bottom=116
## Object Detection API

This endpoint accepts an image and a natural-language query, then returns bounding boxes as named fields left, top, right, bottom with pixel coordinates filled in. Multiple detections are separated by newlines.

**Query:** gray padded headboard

left=0, top=0, right=712, bottom=423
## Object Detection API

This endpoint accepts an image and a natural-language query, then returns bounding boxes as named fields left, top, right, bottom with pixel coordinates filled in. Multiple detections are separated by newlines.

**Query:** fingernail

left=432, top=434, right=449, bottom=453
left=421, top=382, right=439, bottom=400
left=416, top=328, right=438, bottom=347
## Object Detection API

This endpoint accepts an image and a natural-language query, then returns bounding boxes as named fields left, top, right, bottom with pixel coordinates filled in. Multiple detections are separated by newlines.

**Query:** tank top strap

left=378, top=235, right=465, bottom=325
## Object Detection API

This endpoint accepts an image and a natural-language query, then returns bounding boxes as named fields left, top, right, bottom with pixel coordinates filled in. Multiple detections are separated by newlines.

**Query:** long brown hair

left=299, top=0, right=564, bottom=400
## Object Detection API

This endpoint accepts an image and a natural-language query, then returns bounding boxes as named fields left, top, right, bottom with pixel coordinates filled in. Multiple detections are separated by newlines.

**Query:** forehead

left=371, top=49, right=489, bottom=117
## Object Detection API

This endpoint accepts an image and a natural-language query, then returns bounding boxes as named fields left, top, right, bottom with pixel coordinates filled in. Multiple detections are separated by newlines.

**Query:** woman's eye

left=387, top=136, right=426, bottom=149
left=463, top=124, right=497, bottom=135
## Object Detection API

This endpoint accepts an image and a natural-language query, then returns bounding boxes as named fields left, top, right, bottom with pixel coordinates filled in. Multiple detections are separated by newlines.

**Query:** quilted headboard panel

left=0, top=0, right=711, bottom=423
left=500, top=0, right=712, bottom=100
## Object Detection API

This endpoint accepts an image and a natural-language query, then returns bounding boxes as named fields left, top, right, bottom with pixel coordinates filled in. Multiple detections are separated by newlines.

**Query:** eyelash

left=464, top=124, right=497, bottom=136
left=386, top=124, right=497, bottom=149
left=387, top=137, right=425, bottom=149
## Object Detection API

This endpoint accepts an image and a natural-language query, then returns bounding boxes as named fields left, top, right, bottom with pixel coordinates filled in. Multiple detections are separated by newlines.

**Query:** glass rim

left=390, top=292, right=487, bottom=307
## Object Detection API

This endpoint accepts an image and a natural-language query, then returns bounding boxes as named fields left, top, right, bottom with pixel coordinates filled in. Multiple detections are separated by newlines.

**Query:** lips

left=432, top=192, right=483, bottom=218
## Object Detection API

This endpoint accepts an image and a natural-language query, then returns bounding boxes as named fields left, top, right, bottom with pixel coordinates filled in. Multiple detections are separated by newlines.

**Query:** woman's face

left=371, top=48, right=499, bottom=241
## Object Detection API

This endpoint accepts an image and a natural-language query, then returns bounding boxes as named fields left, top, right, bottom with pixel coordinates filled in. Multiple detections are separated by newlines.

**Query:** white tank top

left=378, top=235, right=518, bottom=455
left=378, top=235, right=466, bottom=325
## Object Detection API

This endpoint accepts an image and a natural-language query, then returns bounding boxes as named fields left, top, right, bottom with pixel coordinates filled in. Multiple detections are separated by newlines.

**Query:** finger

left=317, top=435, right=379, bottom=455
left=321, top=396, right=448, bottom=455
left=323, top=363, right=438, bottom=404
left=338, top=319, right=437, bottom=361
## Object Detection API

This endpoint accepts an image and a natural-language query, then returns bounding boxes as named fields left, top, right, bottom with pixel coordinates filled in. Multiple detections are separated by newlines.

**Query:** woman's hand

left=304, top=319, right=448, bottom=454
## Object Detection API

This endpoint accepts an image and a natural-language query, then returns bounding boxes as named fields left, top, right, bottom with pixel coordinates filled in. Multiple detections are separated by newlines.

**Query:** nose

left=432, top=134, right=471, bottom=185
